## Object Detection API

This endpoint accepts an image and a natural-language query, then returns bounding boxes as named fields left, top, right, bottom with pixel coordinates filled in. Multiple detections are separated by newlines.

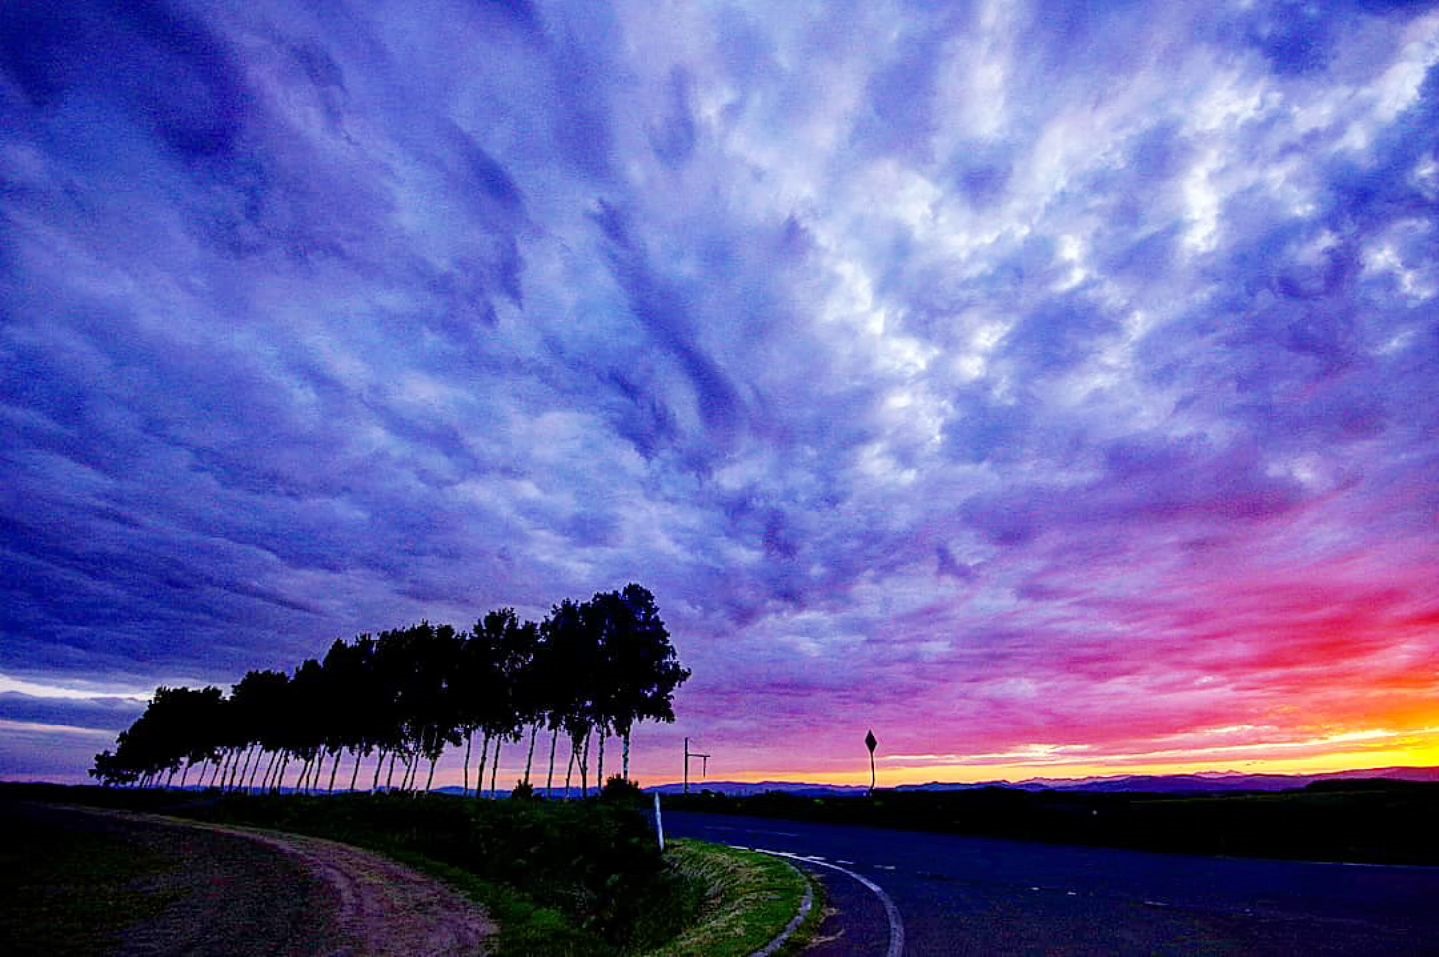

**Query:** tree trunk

left=236, top=745, right=254, bottom=791
left=349, top=749, right=363, bottom=793
left=623, top=731, right=631, bottom=783
left=328, top=749, right=341, bottom=792
left=180, top=760, right=190, bottom=789
left=249, top=748, right=266, bottom=791
left=276, top=752, right=291, bottom=793
left=565, top=737, right=576, bottom=795
left=475, top=733, right=491, bottom=800
left=546, top=727, right=558, bottom=798
left=597, top=733, right=605, bottom=790
left=207, top=756, right=223, bottom=788
left=372, top=748, right=385, bottom=792
left=385, top=750, right=397, bottom=791
left=490, top=738, right=503, bottom=798
left=524, top=724, right=538, bottom=785
left=579, top=731, right=591, bottom=798
left=463, top=732, right=472, bottom=796
left=426, top=753, right=439, bottom=793
left=399, top=750, right=414, bottom=792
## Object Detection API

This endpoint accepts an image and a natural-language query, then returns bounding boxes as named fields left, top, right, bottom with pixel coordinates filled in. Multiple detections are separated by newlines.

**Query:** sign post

left=865, top=729, right=877, bottom=797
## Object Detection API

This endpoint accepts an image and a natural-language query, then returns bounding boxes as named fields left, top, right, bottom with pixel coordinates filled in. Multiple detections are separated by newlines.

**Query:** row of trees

left=90, top=585, right=690, bottom=798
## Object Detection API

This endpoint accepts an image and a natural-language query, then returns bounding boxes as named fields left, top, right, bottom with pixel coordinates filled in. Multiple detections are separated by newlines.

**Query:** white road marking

left=702, top=824, right=801, bottom=838
left=741, top=846, right=905, bottom=957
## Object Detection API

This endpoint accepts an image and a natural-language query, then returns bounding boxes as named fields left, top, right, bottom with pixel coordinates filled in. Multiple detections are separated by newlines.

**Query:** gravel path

left=53, top=806, right=496, bottom=956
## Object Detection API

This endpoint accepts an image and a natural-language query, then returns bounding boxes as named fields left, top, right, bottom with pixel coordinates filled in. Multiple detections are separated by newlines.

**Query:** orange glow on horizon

left=705, top=730, right=1439, bottom=788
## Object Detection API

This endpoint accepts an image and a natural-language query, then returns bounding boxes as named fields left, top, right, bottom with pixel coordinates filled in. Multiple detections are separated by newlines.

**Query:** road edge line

left=737, top=846, right=904, bottom=957
left=747, top=857, right=815, bottom=957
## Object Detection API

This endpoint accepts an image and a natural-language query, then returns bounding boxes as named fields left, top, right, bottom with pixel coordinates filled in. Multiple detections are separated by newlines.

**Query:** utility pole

left=683, top=737, right=711, bottom=795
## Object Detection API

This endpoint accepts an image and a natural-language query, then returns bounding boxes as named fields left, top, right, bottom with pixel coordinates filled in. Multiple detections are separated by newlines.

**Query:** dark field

left=664, top=779, right=1439, bottom=865
left=0, top=802, right=333, bottom=957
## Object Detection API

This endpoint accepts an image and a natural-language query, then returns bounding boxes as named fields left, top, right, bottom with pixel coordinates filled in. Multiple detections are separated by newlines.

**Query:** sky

left=2, top=0, right=1437, bottom=788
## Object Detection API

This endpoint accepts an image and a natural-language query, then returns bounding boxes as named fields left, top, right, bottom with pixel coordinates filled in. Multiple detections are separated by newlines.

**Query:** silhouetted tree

left=91, top=585, right=688, bottom=798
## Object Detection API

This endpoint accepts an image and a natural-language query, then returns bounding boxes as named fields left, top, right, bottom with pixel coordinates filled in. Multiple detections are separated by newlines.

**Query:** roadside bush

left=600, top=775, right=645, bottom=805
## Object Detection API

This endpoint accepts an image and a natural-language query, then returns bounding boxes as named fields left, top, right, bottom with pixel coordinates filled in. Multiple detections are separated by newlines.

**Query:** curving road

left=664, top=810, right=1439, bottom=956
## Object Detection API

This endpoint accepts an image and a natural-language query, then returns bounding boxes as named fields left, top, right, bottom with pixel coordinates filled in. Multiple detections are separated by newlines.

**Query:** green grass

left=0, top=814, right=180, bottom=956
left=374, top=848, right=603, bottom=957
left=642, top=839, right=820, bottom=957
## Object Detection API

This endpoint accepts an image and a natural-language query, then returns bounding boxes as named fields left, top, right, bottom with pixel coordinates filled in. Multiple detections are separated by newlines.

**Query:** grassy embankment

left=0, top=783, right=815, bottom=957
left=666, top=779, right=1439, bottom=865
left=652, top=840, right=821, bottom=957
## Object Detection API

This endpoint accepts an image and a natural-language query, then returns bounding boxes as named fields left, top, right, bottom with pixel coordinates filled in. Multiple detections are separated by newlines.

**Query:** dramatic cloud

left=2, top=0, right=1436, bottom=784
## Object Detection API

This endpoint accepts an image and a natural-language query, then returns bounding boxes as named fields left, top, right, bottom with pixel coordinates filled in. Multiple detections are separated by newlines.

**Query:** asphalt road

left=663, top=810, right=1439, bottom=956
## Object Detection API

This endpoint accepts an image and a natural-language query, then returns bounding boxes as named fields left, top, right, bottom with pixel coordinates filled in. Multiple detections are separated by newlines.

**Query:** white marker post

left=654, top=793, right=665, bottom=852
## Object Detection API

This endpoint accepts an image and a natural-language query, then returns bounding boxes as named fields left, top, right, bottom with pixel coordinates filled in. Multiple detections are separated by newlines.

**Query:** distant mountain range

left=431, top=785, right=593, bottom=800
left=642, top=766, right=1439, bottom=798
left=645, top=780, right=871, bottom=798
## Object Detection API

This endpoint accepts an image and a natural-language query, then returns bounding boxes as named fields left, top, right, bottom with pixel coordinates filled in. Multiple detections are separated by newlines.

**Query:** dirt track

left=29, top=805, right=495, bottom=956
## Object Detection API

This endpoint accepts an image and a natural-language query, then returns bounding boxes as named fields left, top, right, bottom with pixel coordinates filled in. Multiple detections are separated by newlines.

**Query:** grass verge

left=643, top=839, right=821, bottom=957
